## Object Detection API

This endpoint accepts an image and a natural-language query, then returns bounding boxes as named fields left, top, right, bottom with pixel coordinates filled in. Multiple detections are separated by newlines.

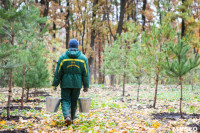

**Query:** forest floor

left=0, top=84, right=200, bottom=133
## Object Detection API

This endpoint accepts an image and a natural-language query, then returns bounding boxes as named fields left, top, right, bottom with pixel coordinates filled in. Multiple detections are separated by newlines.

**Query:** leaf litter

left=0, top=85, right=199, bottom=132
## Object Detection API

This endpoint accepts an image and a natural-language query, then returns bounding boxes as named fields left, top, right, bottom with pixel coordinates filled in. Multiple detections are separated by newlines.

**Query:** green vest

left=52, top=48, right=89, bottom=89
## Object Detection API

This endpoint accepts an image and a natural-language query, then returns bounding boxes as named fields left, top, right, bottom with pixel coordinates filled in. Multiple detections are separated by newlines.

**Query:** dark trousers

left=61, top=88, right=81, bottom=120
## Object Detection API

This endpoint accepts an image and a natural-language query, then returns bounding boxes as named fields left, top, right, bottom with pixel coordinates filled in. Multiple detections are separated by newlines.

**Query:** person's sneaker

left=64, top=116, right=72, bottom=126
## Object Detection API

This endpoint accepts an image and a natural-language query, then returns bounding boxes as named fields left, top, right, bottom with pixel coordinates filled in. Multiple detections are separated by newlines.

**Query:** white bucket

left=78, top=98, right=92, bottom=113
left=46, top=97, right=61, bottom=112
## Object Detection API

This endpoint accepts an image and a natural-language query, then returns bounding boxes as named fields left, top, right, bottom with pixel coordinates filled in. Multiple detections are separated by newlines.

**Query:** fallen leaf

left=0, top=120, right=6, bottom=125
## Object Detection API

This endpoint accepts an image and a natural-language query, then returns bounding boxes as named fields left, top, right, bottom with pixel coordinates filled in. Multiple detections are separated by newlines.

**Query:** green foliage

left=165, top=37, right=200, bottom=78
left=103, top=22, right=143, bottom=79
left=0, top=3, right=50, bottom=88
left=14, top=45, right=50, bottom=89
left=142, top=20, right=176, bottom=73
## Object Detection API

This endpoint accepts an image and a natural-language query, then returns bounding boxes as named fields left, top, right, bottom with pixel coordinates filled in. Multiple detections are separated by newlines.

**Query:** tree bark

left=21, top=65, right=26, bottom=109
left=133, top=0, right=138, bottom=22
left=110, top=75, right=115, bottom=86
left=65, top=0, right=70, bottom=49
left=123, top=72, right=126, bottom=96
left=26, top=88, right=30, bottom=101
left=137, top=78, right=140, bottom=102
left=81, top=20, right=86, bottom=54
left=98, top=39, right=102, bottom=84
left=109, top=0, right=127, bottom=86
left=191, top=71, right=194, bottom=91
left=34, top=88, right=37, bottom=97
left=158, top=0, right=162, bottom=24
left=7, top=69, right=12, bottom=120
left=114, top=0, right=119, bottom=21
left=40, top=0, right=49, bottom=32
left=94, top=56, right=97, bottom=84
left=181, top=0, right=185, bottom=38
left=142, top=0, right=147, bottom=31
left=179, top=76, right=184, bottom=118
left=1, top=0, right=8, bottom=10
left=153, top=70, right=159, bottom=108
left=88, top=0, right=98, bottom=84
left=52, top=21, right=56, bottom=76
left=115, top=0, right=127, bottom=40
left=11, top=22, right=15, bottom=46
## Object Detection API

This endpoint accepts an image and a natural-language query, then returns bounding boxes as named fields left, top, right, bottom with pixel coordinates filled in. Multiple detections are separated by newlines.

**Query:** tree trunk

left=153, top=71, right=159, bottom=108
left=134, top=0, right=138, bottom=22
left=109, top=0, right=127, bottom=86
left=7, top=69, right=12, bottom=120
left=114, top=0, right=119, bottom=21
left=137, top=78, right=140, bottom=102
left=123, top=72, right=126, bottom=96
left=40, top=0, right=49, bottom=32
left=26, top=88, right=29, bottom=101
left=89, top=0, right=98, bottom=84
left=21, top=65, right=26, bottom=109
left=81, top=21, right=86, bottom=54
left=98, top=39, right=102, bottom=84
left=115, top=0, right=127, bottom=39
left=34, top=88, right=37, bottom=97
left=181, top=0, right=185, bottom=38
left=52, top=21, right=56, bottom=76
left=1, top=0, right=8, bottom=10
left=158, top=0, right=162, bottom=24
left=110, top=75, right=115, bottom=86
left=142, top=0, right=147, bottom=31
left=179, top=76, right=184, bottom=118
left=191, top=71, right=194, bottom=91
left=65, top=0, right=70, bottom=49
left=94, top=57, right=97, bottom=84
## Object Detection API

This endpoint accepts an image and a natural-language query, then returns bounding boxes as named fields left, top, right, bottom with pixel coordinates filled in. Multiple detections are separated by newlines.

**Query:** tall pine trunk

left=81, top=20, right=86, bottom=54
left=110, top=0, right=127, bottom=86
left=7, top=69, right=12, bottom=120
left=142, top=0, right=147, bottom=31
left=153, top=70, right=159, bottom=108
left=52, top=22, right=56, bottom=76
left=181, top=0, right=185, bottom=38
left=89, top=0, right=98, bottom=84
left=98, top=39, right=102, bottom=84
left=40, top=0, right=49, bottom=32
left=94, top=57, right=97, bottom=84
left=21, top=65, right=26, bottom=109
left=65, top=0, right=70, bottom=49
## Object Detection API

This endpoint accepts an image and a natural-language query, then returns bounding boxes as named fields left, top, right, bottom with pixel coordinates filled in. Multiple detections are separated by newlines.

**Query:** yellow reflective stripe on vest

left=58, top=59, right=87, bottom=74
left=67, top=65, right=80, bottom=68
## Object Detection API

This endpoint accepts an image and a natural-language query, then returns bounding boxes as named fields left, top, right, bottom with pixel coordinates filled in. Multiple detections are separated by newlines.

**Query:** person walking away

left=52, top=39, right=89, bottom=126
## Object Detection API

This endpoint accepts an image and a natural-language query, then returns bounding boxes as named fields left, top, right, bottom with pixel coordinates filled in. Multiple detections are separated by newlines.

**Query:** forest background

left=0, top=0, right=200, bottom=122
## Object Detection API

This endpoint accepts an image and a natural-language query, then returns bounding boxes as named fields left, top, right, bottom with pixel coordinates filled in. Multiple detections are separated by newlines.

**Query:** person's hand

left=53, top=86, right=57, bottom=91
left=83, top=88, right=88, bottom=92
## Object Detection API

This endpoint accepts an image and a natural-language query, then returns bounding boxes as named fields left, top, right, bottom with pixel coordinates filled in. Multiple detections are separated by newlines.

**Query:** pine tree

left=0, top=2, right=48, bottom=117
left=0, top=2, right=24, bottom=119
left=103, top=22, right=140, bottom=96
left=142, top=19, right=177, bottom=108
left=165, top=36, right=200, bottom=118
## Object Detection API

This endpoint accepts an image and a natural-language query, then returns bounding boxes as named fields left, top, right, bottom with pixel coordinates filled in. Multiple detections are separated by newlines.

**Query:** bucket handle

left=81, top=88, right=87, bottom=97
